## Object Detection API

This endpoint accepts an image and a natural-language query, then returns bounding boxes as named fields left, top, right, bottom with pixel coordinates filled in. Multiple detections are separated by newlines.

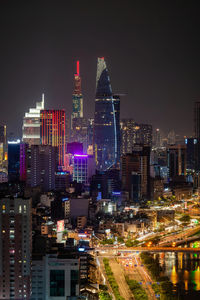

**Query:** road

left=96, top=256, right=114, bottom=298
left=119, top=255, right=156, bottom=300
left=109, top=258, right=133, bottom=300
left=158, top=225, right=200, bottom=246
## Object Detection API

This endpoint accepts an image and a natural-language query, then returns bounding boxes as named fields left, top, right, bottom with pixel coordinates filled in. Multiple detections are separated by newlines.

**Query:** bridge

left=96, top=246, right=200, bottom=253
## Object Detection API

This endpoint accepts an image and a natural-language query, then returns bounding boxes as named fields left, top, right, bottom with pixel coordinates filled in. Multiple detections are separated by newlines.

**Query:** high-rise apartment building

left=0, top=196, right=32, bottom=299
left=121, top=119, right=152, bottom=154
left=29, top=145, right=57, bottom=191
left=72, top=61, right=83, bottom=121
left=121, top=145, right=151, bottom=201
left=40, top=110, right=66, bottom=167
left=22, top=94, right=44, bottom=145
left=137, top=123, right=152, bottom=146
left=94, top=57, right=120, bottom=170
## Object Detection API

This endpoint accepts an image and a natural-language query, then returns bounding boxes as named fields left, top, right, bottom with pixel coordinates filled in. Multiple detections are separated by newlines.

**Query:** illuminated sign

left=78, top=247, right=85, bottom=252
left=62, top=198, right=69, bottom=202
left=57, top=220, right=64, bottom=232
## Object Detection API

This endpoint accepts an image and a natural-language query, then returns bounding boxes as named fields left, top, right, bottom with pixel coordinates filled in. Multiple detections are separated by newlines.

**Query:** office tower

left=121, top=145, right=151, bottom=201
left=22, top=94, right=44, bottom=145
left=40, top=109, right=66, bottom=167
left=0, top=196, right=32, bottom=299
left=72, top=154, right=95, bottom=184
left=0, top=125, right=8, bottom=182
left=72, top=60, right=83, bottom=121
left=70, top=117, right=88, bottom=152
left=94, top=57, right=120, bottom=170
left=167, top=144, right=186, bottom=180
left=8, top=140, right=20, bottom=182
left=194, top=101, right=200, bottom=138
left=73, top=154, right=88, bottom=184
left=29, top=145, right=57, bottom=191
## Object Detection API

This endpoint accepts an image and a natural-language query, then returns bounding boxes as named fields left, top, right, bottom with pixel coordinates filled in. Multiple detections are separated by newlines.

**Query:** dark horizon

left=0, top=0, right=200, bottom=138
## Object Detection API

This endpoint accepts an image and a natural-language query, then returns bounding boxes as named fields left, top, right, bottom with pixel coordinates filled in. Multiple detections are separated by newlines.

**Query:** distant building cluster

left=0, top=57, right=199, bottom=299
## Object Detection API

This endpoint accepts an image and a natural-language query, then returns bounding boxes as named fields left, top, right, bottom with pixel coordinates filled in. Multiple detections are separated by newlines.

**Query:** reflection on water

left=158, top=251, right=200, bottom=299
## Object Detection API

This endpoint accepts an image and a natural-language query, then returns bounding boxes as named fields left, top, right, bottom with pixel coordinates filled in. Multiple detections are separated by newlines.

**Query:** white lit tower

left=22, top=94, right=45, bottom=146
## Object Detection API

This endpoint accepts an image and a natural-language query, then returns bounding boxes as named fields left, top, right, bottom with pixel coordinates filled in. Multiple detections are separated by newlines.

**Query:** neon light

left=112, top=192, right=121, bottom=195
left=62, top=198, right=69, bottom=202
left=8, top=139, right=20, bottom=144
left=78, top=247, right=85, bottom=252
left=74, top=154, right=88, bottom=157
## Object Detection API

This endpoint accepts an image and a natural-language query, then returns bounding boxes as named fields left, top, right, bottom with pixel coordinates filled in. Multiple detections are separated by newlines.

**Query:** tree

left=117, top=236, right=124, bottom=243
left=179, top=214, right=191, bottom=223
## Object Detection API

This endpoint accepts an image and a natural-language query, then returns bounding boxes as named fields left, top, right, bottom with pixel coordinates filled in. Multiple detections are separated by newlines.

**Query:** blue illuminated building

left=94, top=57, right=120, bottom=170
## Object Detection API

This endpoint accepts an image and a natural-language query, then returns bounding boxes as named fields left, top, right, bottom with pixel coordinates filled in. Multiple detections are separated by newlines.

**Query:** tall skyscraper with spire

left=72, top=61, right=83, bottom=121
left=94, top=57, right=120, bottom=170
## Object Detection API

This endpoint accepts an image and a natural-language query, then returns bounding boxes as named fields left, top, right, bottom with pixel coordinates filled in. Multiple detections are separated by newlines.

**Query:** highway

left=109, top=258, right=133, bottom=300
left=118, top=255, right=156, bottom=300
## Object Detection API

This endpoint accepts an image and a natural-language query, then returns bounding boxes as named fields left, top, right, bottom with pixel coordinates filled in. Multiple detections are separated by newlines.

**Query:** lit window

left=19, top=205, right=22, bottom=213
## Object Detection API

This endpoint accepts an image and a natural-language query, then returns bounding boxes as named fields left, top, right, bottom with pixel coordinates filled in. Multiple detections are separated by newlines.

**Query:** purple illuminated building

left=72, top=154, right=95, bottom=184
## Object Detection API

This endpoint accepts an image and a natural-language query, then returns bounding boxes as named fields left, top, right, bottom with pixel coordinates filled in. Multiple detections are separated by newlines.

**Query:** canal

left=157, top=249, right=200, bottom=299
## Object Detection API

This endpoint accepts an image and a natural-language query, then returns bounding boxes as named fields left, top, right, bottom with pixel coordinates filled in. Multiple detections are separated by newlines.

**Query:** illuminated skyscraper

left=94, top=57, right=120, bottom=170
left=40, top=110, right=66, bottom=166
left=72, top=61, right=83, bottom=121
left=22, top=94, right=44, bottom=145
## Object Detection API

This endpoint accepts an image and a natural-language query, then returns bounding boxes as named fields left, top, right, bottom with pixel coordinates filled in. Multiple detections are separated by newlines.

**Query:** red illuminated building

left=40, top=110, right=66, bottom=166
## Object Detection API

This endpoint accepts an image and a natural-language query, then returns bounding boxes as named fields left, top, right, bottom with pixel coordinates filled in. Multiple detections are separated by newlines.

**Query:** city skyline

left=0, top=1, right=199, bottom=137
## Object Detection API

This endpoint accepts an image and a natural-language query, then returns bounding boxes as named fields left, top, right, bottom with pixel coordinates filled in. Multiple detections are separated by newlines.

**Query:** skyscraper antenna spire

left=42, top=93, right=45, bottom=109
left=76, top=60, right=80, bottom=76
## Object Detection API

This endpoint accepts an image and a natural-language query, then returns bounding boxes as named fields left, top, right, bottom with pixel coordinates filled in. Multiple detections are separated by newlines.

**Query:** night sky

left=0, top=0, right=200, bottom=137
